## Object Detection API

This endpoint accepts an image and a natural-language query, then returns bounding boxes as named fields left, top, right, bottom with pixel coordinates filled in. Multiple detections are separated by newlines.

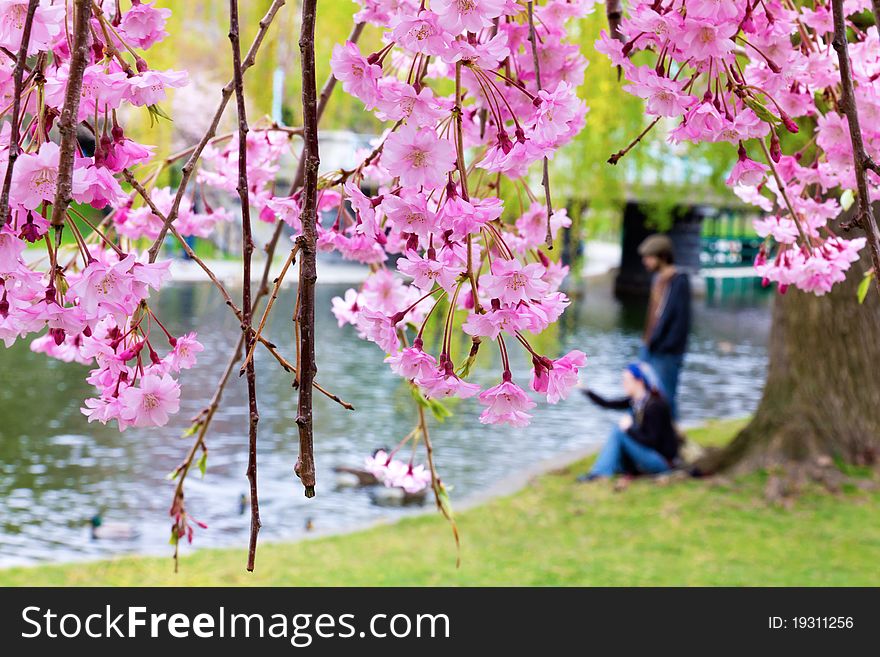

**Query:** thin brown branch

left=0, top=0, right=39, bottom=228
left=293, top=0, right=319, bottom=499
left=49, top=0, right=91, bottom=235
left=831, top=0, right=880, bottom=294
left=170, top=331, right=245, bottom=572
left=608, top=116, right=662, bottom=165
left=284, top=21, right=366, bottom=199
left=526, top=1, right=554, bottom=249
left=122, top=171, right=354, bottom=411
left=240, top=243, right=300, bottom=374
left=147, top=0, right=286, bottom=263
left=229, top=0, right=261, bottom=572
left=417, top=395, right=460, bottom=566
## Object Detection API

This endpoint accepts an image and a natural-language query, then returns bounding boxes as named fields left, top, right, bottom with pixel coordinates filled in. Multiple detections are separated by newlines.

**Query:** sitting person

left=578, top=363, right=681, bottom=482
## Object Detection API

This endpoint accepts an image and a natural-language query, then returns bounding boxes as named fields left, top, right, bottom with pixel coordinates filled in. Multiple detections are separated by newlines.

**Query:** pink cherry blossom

left=478, top=379, right=536, bottom=427
left=481, top=258, right=550, bottom=305
left=10, top=141, right=59, bottom=210
left=531, top=350, right=587, bottom=404
left=330, top=41, right=382, bottom=109
left=167, top=333, right=203, bottom=371
left=119, top=1, right=172, bottom=49
left=126, top=69, right=188, bottom=106
left=0, top=0, right=64, bottom=55
left=726, top=156, right=769, bottom=187
left=385, top=344, right=438, bottom=381
left=433, top=0, right=507, bottom=33
left=382, top=124, right=456, bottom=190
left=119, top=373, right=181, bottom=428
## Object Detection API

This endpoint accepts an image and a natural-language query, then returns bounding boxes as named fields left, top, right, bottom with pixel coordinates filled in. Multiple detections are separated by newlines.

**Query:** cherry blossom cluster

left=598, top=0, right=877, bottom=295
left=0, top=1, right=201, bottom=430
left=294, top=0, right=595, bottom=428
left=364, top=449, right=432, bottom=494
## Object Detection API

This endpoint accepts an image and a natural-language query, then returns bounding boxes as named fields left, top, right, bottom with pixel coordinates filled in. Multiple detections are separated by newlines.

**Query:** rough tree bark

left=696, top=222, right=880, bottom=478
left=294, top=0, right=319, bottom=499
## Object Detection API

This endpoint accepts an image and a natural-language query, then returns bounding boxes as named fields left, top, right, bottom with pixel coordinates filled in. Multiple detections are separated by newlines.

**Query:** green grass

left=2, top=418, right=878, bottom=586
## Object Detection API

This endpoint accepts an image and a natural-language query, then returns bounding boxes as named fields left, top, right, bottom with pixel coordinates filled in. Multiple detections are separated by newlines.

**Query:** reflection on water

left=0, top=275, right=772, bottom=566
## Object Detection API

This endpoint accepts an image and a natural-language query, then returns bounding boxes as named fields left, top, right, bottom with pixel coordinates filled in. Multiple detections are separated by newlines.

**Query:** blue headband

left=626, top=363, right=651, bottom=387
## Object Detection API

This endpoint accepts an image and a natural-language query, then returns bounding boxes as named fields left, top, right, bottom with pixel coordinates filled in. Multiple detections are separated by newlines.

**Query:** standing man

left=637, top=234, right=691, bottom=420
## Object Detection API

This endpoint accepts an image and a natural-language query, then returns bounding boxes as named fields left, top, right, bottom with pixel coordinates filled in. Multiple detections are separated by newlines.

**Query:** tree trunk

left=698, top=226, right=880, bottom=476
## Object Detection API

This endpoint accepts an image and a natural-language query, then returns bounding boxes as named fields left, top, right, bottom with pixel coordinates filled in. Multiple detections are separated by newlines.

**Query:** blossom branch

left=0, top=0, right=38, bottom=229
left=293, top=0, right=319, bottom=499
left=146, top=0, right=287, bottom=263
left=526, top=1, right=554, bottom=249
left=831, top=0, right=880, bottom=291
left=49, top=0, right=92, bottom=235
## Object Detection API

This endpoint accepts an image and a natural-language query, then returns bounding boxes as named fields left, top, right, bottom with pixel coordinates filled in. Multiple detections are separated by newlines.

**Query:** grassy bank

left=2, top=419, right=878, bottom=586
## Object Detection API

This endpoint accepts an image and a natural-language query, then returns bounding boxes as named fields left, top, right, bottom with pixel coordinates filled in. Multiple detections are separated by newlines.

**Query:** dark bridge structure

left=613, top=201, right=765, bottom=302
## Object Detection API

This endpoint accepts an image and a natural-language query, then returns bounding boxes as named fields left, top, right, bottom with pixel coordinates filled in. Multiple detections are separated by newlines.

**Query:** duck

left=90, top=513, right=140, bottom=541
left=369, top=486, right=428, bottom=507
left=333, top=465, right=380, bottom=488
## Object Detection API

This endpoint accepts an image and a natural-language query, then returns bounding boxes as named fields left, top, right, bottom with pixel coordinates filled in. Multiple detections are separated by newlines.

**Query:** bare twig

left=293, top=0, right=320, bottom=499
left=147, top=0, right=287, bottom=263
left=49, top=0, right=91, bottom=235
left=170, top=332, right=245, bottom=572
left=831, top=0, right=880, bottom=293
left=229, top=0, right=262, bottom=571
left=526, top=1, right=554, bottom=249
left=608, top=116, right=662, bottom=165
left=0, top=0, right=38, bottom=228
left=240, top=243, right=300, bottom=374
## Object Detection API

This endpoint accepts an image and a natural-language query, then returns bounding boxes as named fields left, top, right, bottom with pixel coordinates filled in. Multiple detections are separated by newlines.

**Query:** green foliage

left=409, top=385, right=452, bottom=423
left=4, top=419, right=880, bottom=586
left=857, top=271, right=874, bottom=304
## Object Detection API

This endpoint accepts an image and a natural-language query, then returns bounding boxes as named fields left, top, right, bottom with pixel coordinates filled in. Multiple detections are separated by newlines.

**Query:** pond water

left=0, top=274, right=772, bottom=567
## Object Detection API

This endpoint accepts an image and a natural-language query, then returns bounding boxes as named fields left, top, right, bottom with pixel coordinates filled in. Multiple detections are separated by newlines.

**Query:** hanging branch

left=49, top=0, right=91, bottom=237
left=134, top=24, right=367, bottom=542
left=526, top=1, right=554, bottom=249
left=831, top=0, right=880, bottom=293
left=229, top=0, right=262, bottom=572
left=294, top=0, right=320, bottom=499
left=0, top=0, right=38, bottom=228
left=147, top=0, right=287, bottom=263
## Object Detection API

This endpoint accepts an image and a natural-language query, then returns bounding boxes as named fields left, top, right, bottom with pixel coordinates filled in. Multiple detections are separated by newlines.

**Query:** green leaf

left=146, top=104, right=173, bottom=127
left=181, top=423, right=199, bottom=439
left=169, top=528, right=179, bottom=546
left=742, top=97, right=781, bottom=126
left=435, top=482, right=461, bottom=567
left=857, top=271, right=874, bottom=304
left=197, top=451, right=208, bottom=478
left=427, top=398, right=452, bottom=422
left=840, top=189, right=855, bottom=211
left=408, top=384, right=452, bottom=422
left=166, top=469, right=179, bottom=481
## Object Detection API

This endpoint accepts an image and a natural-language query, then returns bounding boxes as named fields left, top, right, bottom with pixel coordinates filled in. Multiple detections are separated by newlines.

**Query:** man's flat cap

left=637, top=234, right=675, bottom=257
